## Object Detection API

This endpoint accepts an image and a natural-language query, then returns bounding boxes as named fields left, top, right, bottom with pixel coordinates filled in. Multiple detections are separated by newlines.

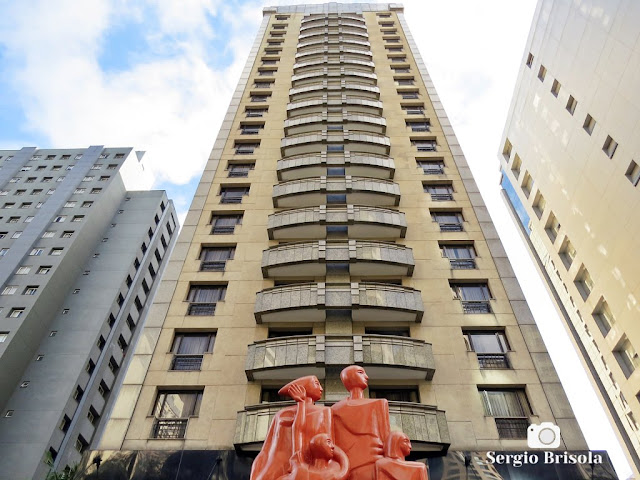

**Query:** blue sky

left=0, top=0, right=633, bottom=477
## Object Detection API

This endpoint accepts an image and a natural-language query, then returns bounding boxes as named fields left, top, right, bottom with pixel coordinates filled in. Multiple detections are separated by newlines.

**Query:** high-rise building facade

left=97, top=2, right=590, bottom=477
left=498, top=0, right=640, bottom=476
left=0, top=146, right=178, bottom=480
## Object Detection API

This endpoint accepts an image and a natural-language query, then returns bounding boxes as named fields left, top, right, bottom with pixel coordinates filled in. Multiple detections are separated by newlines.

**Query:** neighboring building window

left=432, top=212, right=464, bottom=232
left=614, top=337, right=639, bottom=379
left=261, top=387, right=290, bottom=403
left=451, top=283, right=492, bottom=313
left=566, top=95, right=577, bottom=115
left=240, top=123, right=264, bottom=134
left=75, top=435, right=88, bottom=453
left=50, top=248, right=63, bottom=256
left=526, top=52, right=534, bottom=67
left=30, top=248, right=44, bottom=256
left=9, top=308, right=25, bottom=318
left=369, top=387, right=419, bottom=403
left=574, top=265, right=594, bottom=300
left=559, top=237, right=575, bottom=269
left=246, top=108, right=268, bottom=117
left=464, top=330, right=510, bottom=369
left=187, top=285, right=227, bottom=315
left=16, top=266, right=31, bottom=274
left=625, top=160, right=640, bottom=187
left=0, top=332, right=9, bottom=343
left=151, top=390, right=203, bottom=439
left=545, top=212, right=560, bottom=242
left=602, top=135, right=618, bottom=159
left=479, top=388, right=531, bottom=439
left=593, top=298, right=615, bottom=337
left=0, top=248, right=7, bottom=256
left=220, top=186, right=250, bottom=204
left=170, top=333, right=216, bottom=370
left=537, top=65, right=546, bottom=81
left=402, top=105, right=424, bottom=115
left=235, top=142, right=259, bottom=155
left=2, top=286, right=17, bottom=295
left=200, top=246, right=236, bottom=271
left=550, top=79, right=560, bottom=97
left=72, top=215, right=84, bottom=222
left=406, top=121, right=430, bottom=132
left=54, top=215, right=66, bottom=223
left=23, top=286, right=38, bottom=296
left=37, top=266, right=51, bottom=274
left=583, top=114, right=596, bottom=135
left=441, top=244, right=476, bottom=269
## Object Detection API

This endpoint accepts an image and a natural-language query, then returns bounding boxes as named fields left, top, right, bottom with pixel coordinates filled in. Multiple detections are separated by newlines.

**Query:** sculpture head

left=278, top=375, right=323, bottom=401
left=384, top=431, right=412, bottom=459
left=309, top=433, right=335, bottom=460
left=340, top=365, right=369, bottom=391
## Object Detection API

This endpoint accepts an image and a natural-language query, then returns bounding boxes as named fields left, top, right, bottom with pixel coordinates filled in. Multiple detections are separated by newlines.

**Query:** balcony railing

left=461, top=301, right=491, bottom=314
left=254, top=282, right=424, bottom=323
left=151, top=418, right=188, bottom=439
left=234, top=401, right=449, bottom=455
left=430, top=193, right=453, bottom=201
left=476, top=354, right=509, bottom=369
left=449, top=258, right=476, bottom=269
left=495, top=418, right=529, bottom=439
left=245, top=334, right=434, bottom=380
left=438, top=223, right=463, bottom=232
left=200, top=261, right=226, bottom=272
left=188, top=303, right=216, bottom=316
left=171, top=355, right=204, bottom=371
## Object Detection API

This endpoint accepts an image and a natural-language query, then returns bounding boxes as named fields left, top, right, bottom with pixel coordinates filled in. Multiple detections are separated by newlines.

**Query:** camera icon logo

left=527, top=422, right=561, bottom=449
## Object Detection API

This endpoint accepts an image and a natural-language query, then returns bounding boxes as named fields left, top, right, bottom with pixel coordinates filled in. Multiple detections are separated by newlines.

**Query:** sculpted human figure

left=375, top=431, right=428, bottom=480
left=251, top=376, right=332, bottom=480
left=331, top=366, right=391, bottom=480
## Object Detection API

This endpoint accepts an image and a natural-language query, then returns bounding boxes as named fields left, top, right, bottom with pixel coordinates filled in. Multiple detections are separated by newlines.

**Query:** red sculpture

left=375, top=431, right=428, bottom=480
left=250, top=366, right=429, bottom=480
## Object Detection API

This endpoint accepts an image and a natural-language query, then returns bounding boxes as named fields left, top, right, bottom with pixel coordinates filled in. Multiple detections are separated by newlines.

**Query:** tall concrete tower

left=95, top=3, right=591, bottom=478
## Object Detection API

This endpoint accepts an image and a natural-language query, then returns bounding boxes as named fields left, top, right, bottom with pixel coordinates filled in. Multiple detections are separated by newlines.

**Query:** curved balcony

left=261, top=240, right=414, bottom=278
left=254, top=282, right=423, bottom=323
left=287, top=98, right=383, bottom=118
left=297, top=38, right=370, bottom=51
left=277, top=152, right=394, bottom=181
left=281, top=131, right=390, bottom=157
left=234, top=401, right=449, bottom=456
left=292, top=69, right=377, bottom=87
left=289, top=84, right=380, bottom=103
left=294, top=58, right=375, bottom=73
left=272, top=176, right=399, bottom=208
left=245, top=334, right=433, bottom=381
left=267, top=205, right=407, bottom=240
left=301, top=14, right=365, bottom=25
left=284, top=112, right=385, bottom=136
left=299, top=29, right=369, bottom=41
left=295, top=47, right=372, bottom=60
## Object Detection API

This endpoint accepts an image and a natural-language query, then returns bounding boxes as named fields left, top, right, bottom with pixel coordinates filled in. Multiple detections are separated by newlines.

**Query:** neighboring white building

left=499, top=0, right=640, bottom=477
left=0, top=146, right=178, bottom=479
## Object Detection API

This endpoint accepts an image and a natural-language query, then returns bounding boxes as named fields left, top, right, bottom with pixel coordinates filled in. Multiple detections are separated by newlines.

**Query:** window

left=37, top=266, right=51, bottom=274
left=64, top=201, right=76, bottom=208
left=593, top=298, right=614, bottom=337
left=151, top=390, right=203, bottom=438
left=81, top=201, right=93, bottom=208
left=0, top=332, right=8, bottom=343
left=87, top=406, right=100, bottom=425
left=61, top=231, right=73, bottom=238
left=97, top=335, right=106, bottom=350
left=396, top=78, right=414, bottom=86
left=424, top=183, right=453, bottom=201
left=614, top=337, right=639, bottom=379
left=54, top=215, right=66, bottom=223
left=2, top=203, right=14, bottom=209
left=20, top=381, right=29, bottom=388
left=11, top=231, right=21, bottom=239
left=625, top=160, right=640, bottom=186
left=402, top=105, right=424, bottom=115
left=108, top=356, right=120, bottom=373
left=19, top=202, right=31, bottom=209
left=23, top=286, right=38, bottom=296
left=521, top=171, right=533, bottom=197
left=36, top=354, right=44, bottom=361
left=411, top=139, right=436, bottom=152
left=220, top=186, right=250, bottom=204
left=451, top=283, right=492, bottom=313
left=537, top=65, right=546, bottom=81
left=98, top=381, right=110, bottom=398
left=603, top=135, right=618, bottom=159
left=42, top=177, right=52, bottom=183
left=17, top=266, right=31, bottom=274
left=0, top=248, right=7, bottom=256
left=390, top=56, right=406, bottom=63
left=261, top=387, right=290, bottom=403
left=9, top=177, right=21, bottom=183
left=441, top=244, right=476, bottom=269
left=9, top=308, right=25, bottom=318
left=187, top=285, right=227, bottom=315
left=240, top=123, right=264, bottom=135
left=253, top=82, right=272, bottom=89
left=369, top=387, right=419, bottom=403
left=432, top=211, right=463, bottom=232
left=400, top=91, right=419, bottom=99
left=31, top=189, right=42, bottom=195
left=526, top=53, right=534, bottom=67
left=559, top=237, right=576, bottom=269
left=200, top=246, right=235, bottom=271
left=228, top=163, right=254, bottom=177
left=75, top=435, right=88, bottom=453
left=2, top=286, right=17, bottom=295
left=50, top=248, right=63, bottom=256
left=30, top=248, right=44, bottom=256
left=583, top=114, right=595, bottom=135
left=72, top=215, right=84, bottom=222
left=479, top=388, right=531, bottom=438
left=211, top=213, right=243, bottom=234
left=545, top=212, right=560, bottom=241
left=74, top=188, right=86, bottom=194
left=407, top=121, right=430, bottom=132
left=250, top=94, right=270, bottom=103
left=532, top=192, right=546, bottom=218
left=107, top=164, right=117, bottom=170
left=235, top=142, right=259, bottom=155
left=566, top=95, right=577, bottom=115
left=391, top=67, right=410, bottom=73
left=171, top=333, right=216, bottom=370
left=464, top=331, right=510, bottom=368
left=574, top=265, right=593, bottom=300
left=246, top=108, right=268, bottom=117
left=91, top=188, right=102, bottom=194
left=91, top=164, right=102, bottom=170
left=550, top=79, right=560, bottom=97
left=15, top=190, right=25, bottom=195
